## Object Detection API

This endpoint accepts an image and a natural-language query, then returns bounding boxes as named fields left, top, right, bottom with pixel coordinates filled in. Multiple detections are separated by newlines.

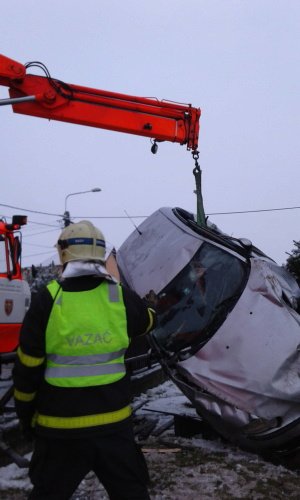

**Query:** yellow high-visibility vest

left=45, top=280, right=129, bottom=388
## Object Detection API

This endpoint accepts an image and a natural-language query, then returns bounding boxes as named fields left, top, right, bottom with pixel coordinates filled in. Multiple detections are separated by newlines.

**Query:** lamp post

left=63, top=188, right=101, bottom=227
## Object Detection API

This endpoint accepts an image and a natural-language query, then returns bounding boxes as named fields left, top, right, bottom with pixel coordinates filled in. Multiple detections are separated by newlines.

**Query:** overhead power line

left=25, top=242, right=56, bottom=249
left=22, top=250, right=58, bottom=258
left=1, top=202, right=300, bottom=220
left=28, top=220, right=60, bottom=228
left=23, top=228, right=61, bottom=238
left=72, top=215, right=148, bottom=219
left=72, top=205, right=300, bottom=218
left=207, top=206, right=300, bottom=216
left=0, top=202, right=62, bottom=217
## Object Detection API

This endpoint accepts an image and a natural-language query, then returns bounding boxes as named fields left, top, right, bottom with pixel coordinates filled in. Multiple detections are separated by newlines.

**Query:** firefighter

left=13, top=220, right=156, bottom=500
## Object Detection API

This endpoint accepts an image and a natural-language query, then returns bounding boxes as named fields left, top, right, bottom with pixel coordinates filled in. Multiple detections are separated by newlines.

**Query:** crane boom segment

left=0, top=54, right=200, bottom=150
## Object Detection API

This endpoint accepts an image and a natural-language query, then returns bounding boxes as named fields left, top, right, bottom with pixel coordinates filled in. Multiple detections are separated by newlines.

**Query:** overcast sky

left=1, top=1, right=299, bottom=268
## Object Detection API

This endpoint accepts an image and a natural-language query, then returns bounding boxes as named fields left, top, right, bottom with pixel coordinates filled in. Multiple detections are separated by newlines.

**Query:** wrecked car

left=117, top=206, right=300, bottom=454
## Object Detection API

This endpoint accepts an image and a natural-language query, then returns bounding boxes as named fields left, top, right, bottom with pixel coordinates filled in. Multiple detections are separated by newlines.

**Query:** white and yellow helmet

left=57, top=220, right=106, bottom=265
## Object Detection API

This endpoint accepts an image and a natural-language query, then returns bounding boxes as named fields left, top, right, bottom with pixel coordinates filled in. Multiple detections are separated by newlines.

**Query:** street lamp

left=63, top=188, right=101, bottom=227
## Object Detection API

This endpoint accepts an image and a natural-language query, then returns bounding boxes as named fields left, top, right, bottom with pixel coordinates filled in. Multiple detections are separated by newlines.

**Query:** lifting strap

left=192, top=150, right=206, bottom=227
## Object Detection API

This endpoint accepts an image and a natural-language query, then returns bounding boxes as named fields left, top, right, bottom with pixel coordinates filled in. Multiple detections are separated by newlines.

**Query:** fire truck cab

left=0, top=216, right=31, bottom=353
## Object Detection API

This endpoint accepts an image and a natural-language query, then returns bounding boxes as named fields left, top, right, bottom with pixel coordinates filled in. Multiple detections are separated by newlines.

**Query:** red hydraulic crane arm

left=0, top=54, right=200, bottom=150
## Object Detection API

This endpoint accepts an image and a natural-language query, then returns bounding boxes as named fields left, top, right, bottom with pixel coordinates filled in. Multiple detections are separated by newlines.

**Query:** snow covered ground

left=1, top=380, right=300, bottom=499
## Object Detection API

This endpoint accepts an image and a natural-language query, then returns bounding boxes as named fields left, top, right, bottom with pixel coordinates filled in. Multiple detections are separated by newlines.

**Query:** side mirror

left=12, top=215, right=27, bottom=226
left=238, top=238, right=253, bottom=250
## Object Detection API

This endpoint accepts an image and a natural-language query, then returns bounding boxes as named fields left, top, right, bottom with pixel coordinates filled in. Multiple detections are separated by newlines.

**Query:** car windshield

left=152, top=242, right=248, bottom=353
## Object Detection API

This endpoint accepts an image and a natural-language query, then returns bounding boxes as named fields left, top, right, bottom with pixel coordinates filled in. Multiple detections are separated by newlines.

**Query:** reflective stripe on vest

left=45, top=362, right=125, bottom=379
left=45, top=280, right=129, bottom=388
left=47, top=349, right=127, bottom=365
left=36, top=405, right=132, bottom=429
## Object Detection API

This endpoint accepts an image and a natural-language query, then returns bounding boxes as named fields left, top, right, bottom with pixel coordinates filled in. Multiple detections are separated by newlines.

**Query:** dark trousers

left=28, top=425, right=150, bottom=500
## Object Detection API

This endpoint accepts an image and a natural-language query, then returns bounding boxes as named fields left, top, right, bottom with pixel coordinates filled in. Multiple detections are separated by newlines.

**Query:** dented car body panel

left=117, top=207, right=300, bottom=452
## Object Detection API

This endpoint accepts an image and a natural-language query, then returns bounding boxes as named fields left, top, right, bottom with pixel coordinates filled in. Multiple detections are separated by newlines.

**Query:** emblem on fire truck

left=5, top=299, right=13, bottom=316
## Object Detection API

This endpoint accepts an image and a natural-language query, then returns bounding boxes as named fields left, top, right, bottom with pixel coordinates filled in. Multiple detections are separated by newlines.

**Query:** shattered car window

left=152, top=243, right=248, bottom=353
